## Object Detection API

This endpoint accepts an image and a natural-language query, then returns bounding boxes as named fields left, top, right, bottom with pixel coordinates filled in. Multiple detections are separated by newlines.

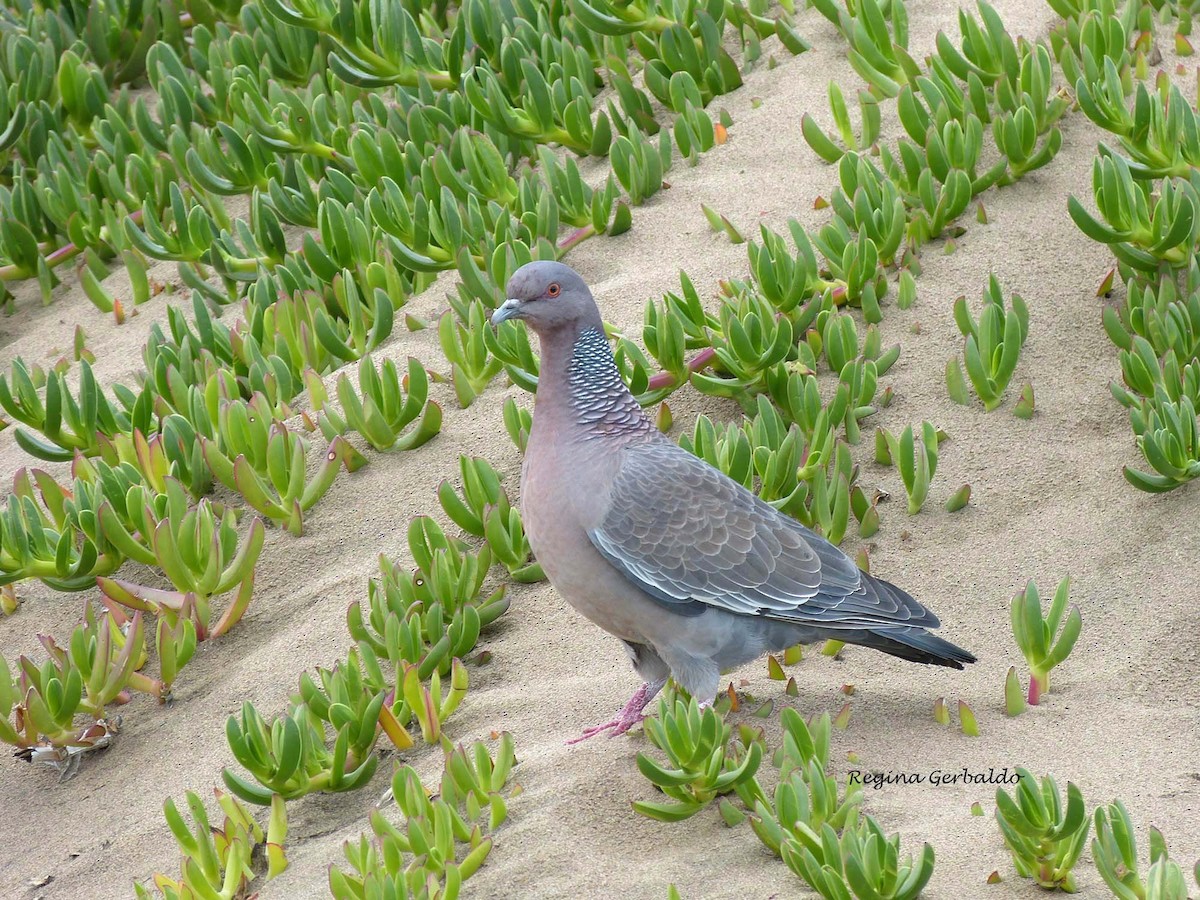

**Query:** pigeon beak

left=491, top=298, right=524, bottom=325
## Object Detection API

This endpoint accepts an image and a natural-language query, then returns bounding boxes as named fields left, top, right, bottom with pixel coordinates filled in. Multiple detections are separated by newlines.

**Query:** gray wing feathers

left=587, top=439, right=939, bottom=630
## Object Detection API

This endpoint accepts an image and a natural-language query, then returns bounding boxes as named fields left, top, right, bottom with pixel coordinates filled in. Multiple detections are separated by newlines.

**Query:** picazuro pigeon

left=491, top=261, right=976, bottom=744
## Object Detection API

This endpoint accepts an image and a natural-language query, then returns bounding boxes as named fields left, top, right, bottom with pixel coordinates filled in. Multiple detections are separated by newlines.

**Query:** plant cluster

left=328, top=733, right=518, bottom=899
left=1063, top=6, right=1200, bottom=491
left=753, top=710, right=932, bottom=900
left=995, top=767, right=1090, bottom=891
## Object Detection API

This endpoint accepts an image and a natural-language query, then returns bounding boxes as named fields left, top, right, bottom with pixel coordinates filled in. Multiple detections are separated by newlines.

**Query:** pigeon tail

left=853, top=626, right=978, bottom=669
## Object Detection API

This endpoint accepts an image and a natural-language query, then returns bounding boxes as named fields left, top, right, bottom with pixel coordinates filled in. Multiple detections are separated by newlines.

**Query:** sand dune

left=1, top=2, right=1198, bottom=898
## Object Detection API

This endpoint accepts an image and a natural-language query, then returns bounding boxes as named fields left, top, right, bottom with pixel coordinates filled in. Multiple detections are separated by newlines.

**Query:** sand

left=2, top=2, right=1198, bottom=898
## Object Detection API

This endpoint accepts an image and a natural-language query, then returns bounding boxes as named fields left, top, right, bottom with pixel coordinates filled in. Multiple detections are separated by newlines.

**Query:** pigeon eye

left=547, top=283, right=561, bottom=297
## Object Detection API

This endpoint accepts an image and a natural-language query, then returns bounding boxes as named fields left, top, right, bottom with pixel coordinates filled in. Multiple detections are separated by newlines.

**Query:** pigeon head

left=491, top=261, right=602, bottom=333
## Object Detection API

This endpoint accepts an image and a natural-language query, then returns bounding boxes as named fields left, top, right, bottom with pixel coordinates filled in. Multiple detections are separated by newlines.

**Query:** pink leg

left=566, top=680, right=663, bottom=745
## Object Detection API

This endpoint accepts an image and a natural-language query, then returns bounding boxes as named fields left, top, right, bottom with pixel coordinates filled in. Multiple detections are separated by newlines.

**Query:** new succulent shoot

left=1011, top=577, right=1082, bottom=705
left=994, top=768, right=1090, bottom=892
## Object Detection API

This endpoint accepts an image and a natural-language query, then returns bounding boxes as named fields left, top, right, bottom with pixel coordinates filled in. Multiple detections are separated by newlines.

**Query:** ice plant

left=810, top=0, right=915, bottom=98
left=439, top=732, right=517, bottom=831
left=802, top=83, right=881, bottom=163
left=96, top=478, right=266, bottom=641
left=1014, top=383, right=1036, bottom=419
left=1067, top=154, right=1199, bottom=274
left=331, top=729, right=517, bottom=898
left=0, top=356, right=153, bottom=461
left=382, top=659, right=470, bottom=746
left=877, top=422, right=940, bottom=514
left=383, top=518, right=509, bottom=623
left=633, top=693, right=764, bottom=822
left=945, top=484, right=971, bottom=512
left=953, top=275, right=1030, bottom=411
left=202, top=417, right=366, bottom=536
left=1, top=610, right=143, bottom=776
left=135, top=789, right=287, bottom=900
left=438, top=455, right=510, bottom=537
left=504, top=399, right=533, bottom=454
left=701, top=204, right=745, bottom=243
left=995, top=768, right=1090, bottom=891
left=221, top=700, right=380, bottom=805
left=611, top=126, right=673, bottom=205
left=316, top=355, right=442, bottom=452
left=782, top=814, right=936, bottom=900
left=1092, top=800, right=1192, bottom=900
left=1011, top=577, right=1082, bottom=705
left=439, top=303, right=505, bottom=407
left=1005, top=667, right=1028, bottom=716
left=750, top=710, right=862, bottom=858
left=1123, top=393, right=1200, bottom=493
left=1, top=467, right=124, bottom=591
left=484, top=315, right=541, bottom=395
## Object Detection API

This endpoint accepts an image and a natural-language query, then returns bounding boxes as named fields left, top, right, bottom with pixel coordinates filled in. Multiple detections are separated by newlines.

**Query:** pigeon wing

left=586, top=438, right=939, bottom=629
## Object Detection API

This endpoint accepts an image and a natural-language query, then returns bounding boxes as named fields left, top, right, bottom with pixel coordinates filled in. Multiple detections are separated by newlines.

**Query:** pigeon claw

left=565, top=682, right=656, bottom=745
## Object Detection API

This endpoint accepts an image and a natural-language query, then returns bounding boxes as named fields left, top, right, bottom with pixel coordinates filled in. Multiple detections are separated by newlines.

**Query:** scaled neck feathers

left=561, top=326, right=653, bottom=438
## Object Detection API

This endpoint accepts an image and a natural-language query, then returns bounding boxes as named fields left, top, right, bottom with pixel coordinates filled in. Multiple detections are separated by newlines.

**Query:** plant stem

left=557, top=225, right=596, bottom=255
left=646, top=346, right=716, bottom=390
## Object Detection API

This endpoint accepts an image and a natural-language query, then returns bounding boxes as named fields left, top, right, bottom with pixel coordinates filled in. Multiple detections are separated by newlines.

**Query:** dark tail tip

left=861, top=627, right=977, bottom=670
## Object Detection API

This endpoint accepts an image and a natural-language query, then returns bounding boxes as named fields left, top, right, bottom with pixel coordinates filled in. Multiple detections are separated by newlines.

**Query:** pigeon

left=492, top=261, right=976, bottom=743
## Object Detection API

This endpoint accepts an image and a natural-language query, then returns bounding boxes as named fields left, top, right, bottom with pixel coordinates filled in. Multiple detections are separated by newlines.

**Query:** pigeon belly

left=520, top=438, right=669, bottom=646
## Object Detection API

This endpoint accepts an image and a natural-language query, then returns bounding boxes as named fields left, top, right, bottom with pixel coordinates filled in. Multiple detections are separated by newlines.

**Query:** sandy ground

left=2, top=2, right=1198, bottom=898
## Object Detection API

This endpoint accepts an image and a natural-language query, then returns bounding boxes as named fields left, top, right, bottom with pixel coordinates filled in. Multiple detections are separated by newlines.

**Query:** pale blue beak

left=491, top=298, right=523, bottom=325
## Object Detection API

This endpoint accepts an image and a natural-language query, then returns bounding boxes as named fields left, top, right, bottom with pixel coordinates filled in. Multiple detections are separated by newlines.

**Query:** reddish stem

left=557, top=225, right=596, bottom=255
left=646, top=346, right=716, bottom=391
left=0, top=209, right=144, bottom=281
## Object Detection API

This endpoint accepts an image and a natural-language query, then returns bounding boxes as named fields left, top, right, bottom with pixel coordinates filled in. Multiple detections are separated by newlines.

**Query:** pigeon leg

left=566, top=678, right=666, bottom=744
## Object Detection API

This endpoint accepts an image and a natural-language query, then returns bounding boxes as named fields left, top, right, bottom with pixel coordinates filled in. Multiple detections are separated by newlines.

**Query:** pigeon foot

left=566, top=682, right=658, bottom=745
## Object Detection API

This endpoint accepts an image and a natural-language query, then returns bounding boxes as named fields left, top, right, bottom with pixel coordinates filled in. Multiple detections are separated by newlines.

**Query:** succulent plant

left=381, top=658, right=470, bottom=746
left=702, top=204, right=744, bottom=243
left=953, top=274, right=1029, bottom=411
left=330, top=732, right=516, bottom=898
left=1092, top=800, right=1193, bottom=900
left=202, top=414, right=366, bottom=536
left=1068, top=154, right=1199, bottom=274
left=0, top=356, right=153, bottom=462
left=1078, top=68, right=1200, bottom=180
left=1123, top=392, right=1200, bottom=492
left=483, top=317, right=541, bottom=394
left=691, top=287, right=795, bottom=403
left=95, top=477, right=266, bottom=641
left=612, top=125, right=674, bottom=206
left=1005, top=666, right=1028, bottom=716
left=1, top=604, right=145, bottom=775
left=750, top=710, right=863, bottom=856
left=221, top=699, right=380, bottom=805
left=439, top=731, right=517, bottom=830
left=439, top=303, right=505, bottom=408
left=995, top=768, right=1090, bottom=892
left=1, top=466, right=126, bottom=591
left=438, top=456, right=508, bottom=536
left=1011, top=576, right=1081, bottom=705
left=314, top=355, right=442, bottom=452
left=136, top=789, right=287, bottom=900
left=811, top=0, right=916, bottom=98
left=876, top=423, right=940, bottom=514
left=783, top=813, right=935, bottom=900
left=633, top=692, right=764, bottom=821
left=1101, top=277, right=1200, bottom=377
left=803, top=83, right=881, bottom=163
left=503, top=398, right=532, bottom=454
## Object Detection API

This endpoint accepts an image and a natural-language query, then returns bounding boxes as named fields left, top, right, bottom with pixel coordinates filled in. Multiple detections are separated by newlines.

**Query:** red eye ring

left=547, top=283, right=561, bottom=297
